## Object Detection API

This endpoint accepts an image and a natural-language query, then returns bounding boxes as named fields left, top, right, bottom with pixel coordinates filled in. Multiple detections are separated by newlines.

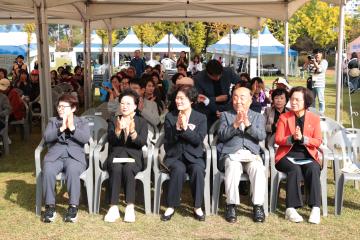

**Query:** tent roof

left=152, top=33, right=190, bottom=52
left=73, top=31, right=106, bottom=52
left=113, top=27, right=151, bottom=52
left=0, top=1, right=344, bottom=30
left=207, top=29, right=251, bottom=54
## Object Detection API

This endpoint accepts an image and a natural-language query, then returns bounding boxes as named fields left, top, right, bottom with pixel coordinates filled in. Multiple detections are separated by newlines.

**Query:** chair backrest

left=81, top=115, right=108, bottom=143
left=320, top=117, right=344, bottom=146
left=57, top=82, right=74, bottom=92
left=209, top=119, right=220, bottom=145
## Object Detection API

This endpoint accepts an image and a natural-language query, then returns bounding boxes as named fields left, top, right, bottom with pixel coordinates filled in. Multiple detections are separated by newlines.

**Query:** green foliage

left=187, top=22, right=206, bottom=55
left=133, top=24, right=160, bottom=47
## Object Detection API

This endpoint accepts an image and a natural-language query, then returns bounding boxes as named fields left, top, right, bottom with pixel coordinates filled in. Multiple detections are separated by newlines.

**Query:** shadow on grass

left=4, top=180, right=36, bottom=213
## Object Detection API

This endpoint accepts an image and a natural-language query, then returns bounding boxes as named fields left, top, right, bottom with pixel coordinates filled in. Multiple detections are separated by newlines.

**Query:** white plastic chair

left=152, top=133, right=212, bottom=215
left=268, top=145, right=328, bottom=216
left=93, top=133, right=153, bottom=214
left=332, top=130, right=360, bottom=215
left=35, top=137, right=94, bottom=215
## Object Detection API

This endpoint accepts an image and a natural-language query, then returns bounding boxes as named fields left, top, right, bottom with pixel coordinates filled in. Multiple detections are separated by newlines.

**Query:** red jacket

left=7, top=87, right=25, bottom=121
left=274, top=110, right=322, bottom=164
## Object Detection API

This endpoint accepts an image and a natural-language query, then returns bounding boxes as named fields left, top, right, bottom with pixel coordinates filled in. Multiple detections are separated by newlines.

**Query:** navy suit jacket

left=164, top=109, right=207, bottom=168
left=43, top=116, right=91, bottom=166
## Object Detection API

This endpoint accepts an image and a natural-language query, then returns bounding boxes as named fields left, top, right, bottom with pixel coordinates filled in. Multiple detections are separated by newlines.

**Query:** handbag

left=349, top=68, right=360, bottom=78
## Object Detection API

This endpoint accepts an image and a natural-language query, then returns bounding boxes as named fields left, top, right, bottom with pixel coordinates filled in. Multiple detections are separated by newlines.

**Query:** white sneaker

left=308, top=207, right=321, bottom=224
left=124, top=204, right=135, bottom=223
left=285, top=208, right=303, bottom=223
left=104, top=205, right=120, bottom=222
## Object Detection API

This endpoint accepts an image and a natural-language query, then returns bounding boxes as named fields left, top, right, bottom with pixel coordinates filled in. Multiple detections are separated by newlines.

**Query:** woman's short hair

left=239, top=72, right=250, bottom=82
left=145, top=77, right=156, bottom=87
left=271, top=88, right=289, bottom=102
left=118, top=88, right=140, bottom=106
left=57, top=94, right=78, bottom=109
left=351, top=52, right=358, bottom=59
left=74, top=66, right=81, bottom=73
left=289, top=86, right=313, bottom=109
left=171, top=72, right=185, bottom=84
left=110, top=75, right=121, bottom=83
left=175, top=85, right=198, bottom=104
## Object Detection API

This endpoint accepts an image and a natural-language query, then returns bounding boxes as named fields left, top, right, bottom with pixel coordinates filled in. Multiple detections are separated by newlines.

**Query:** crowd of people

left=22, top=49, right=326, bottom=225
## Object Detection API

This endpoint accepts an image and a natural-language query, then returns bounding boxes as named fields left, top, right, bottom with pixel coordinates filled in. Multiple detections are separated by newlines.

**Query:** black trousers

left=276, top=157, right=321, bottom=208
left=166, top=157, right=205, bottom=208
left=108, top=162, right=140, bottom=205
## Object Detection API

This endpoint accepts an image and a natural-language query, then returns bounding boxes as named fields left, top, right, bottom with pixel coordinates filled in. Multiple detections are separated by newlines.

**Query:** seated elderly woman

left=161, top=85, right=207, bottom=221
left=274, top=86, right=322, bottom=224
left=104, top=88, right=148, bottom=223
left=263, top=88, right=289, bottom=147
left=42, top=94, right=90, bottom=223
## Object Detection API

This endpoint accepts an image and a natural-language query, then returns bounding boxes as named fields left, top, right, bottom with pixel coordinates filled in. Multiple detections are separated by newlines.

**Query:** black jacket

left=164, top=109, right=207, bottom=168
left=107, top=114, right=148, bottom=169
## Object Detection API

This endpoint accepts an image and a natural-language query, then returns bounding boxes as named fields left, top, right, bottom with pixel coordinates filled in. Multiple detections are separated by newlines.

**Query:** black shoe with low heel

left=161, top=211, right=175, bottom=221
left=193, top=211, right=205, bottom=221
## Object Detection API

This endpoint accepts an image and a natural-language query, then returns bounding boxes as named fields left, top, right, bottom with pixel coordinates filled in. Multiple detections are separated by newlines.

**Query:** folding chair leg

left=153, top=174, right=162, bottom=215
left=321, top=175, right=328, bottom=217
left=143, top=179, right=151, bottom=214
left=212, top=174, right=221, bottom=215
left=35, top=175, right=42, bottom=216
left=204, top=174, right=211, bottom=215
left=335, top=175, right=345, bottom=216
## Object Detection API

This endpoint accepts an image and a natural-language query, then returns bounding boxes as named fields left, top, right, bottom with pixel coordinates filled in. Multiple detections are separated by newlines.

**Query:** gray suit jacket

left=43, top=116, right=91, bottom=166
left=217, top=109, right=266, bottom=170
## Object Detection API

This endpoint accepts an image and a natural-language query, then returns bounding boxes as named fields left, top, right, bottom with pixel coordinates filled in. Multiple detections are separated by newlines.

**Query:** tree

left=23, top=23, right=36, bottom=66
left=187, top=22, right=206, bottom=55
left=96, top=29, right=118, bottom=63
left=133, top=24, right=160, bottom=47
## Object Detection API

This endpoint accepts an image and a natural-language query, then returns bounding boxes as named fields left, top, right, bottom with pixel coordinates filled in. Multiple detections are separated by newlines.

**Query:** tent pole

left=167, top=32, right=170, bottom=58
left=285, top=21, right=289, bottom=79
left=34, top=0, right=52, bottom=132
left=257, top=30, right=260, bottom=77
left=83, top=20, right=91, bottom=110
left=335, top=0, right=346, bottom=122
left=107, top=19, right=113, bottom=76
left=229, top=28, right=232, bottom=67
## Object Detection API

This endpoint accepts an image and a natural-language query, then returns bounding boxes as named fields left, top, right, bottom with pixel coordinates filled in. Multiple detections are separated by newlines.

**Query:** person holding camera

left=304, top=49, right=328, bottom=116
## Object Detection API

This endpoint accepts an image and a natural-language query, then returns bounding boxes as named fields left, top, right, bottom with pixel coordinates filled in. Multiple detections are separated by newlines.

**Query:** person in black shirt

left=263, top=88, right=289, bottom=147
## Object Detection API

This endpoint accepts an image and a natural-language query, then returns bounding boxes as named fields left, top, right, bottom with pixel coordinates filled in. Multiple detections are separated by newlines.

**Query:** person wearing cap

left=12, top=55, right=28, bottom=78
left=0, top=78, right=25, bottom=121
left=305, top=49, right=328, bottom=116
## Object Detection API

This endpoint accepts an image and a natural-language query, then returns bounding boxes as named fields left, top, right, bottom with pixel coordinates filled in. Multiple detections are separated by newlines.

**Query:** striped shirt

left=311, top=59, right=328, bottom=88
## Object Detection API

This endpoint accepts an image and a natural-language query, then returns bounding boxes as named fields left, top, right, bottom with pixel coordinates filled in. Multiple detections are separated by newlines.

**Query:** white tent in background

left=73, top=31, right=106, bottom=52
left=0, top=24, right=55, bottom=72
left=252, top=26, right=298, bottom=76
left=72, top=31, right=108, bottom=67
left=152, top=33, right=190, bottom=54
left=113, top=28, right=151, bottom=67
left=347, top=36, right=360, bottom=58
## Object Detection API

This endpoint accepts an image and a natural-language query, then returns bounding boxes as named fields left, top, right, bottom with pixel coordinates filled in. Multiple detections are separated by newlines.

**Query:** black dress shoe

left=193, top=211, right=205, bottom=221
left=161, top=211, right=175, bottom=221
left=253, top=205, right=265, bottom=223
left=225, top=204, right=237, bottom=223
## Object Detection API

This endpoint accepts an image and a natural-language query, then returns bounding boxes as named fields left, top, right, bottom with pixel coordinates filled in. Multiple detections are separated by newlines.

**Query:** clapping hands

left=176, top=111, right=188, bottom=130
left=60, top=111, right=75, bottom=132
left=293, top=126, right=303, bottom=141
left=233, top=107, right=250, bottom=129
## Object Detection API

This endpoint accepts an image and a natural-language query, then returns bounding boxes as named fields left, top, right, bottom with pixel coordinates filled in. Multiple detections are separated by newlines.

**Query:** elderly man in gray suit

left=42, top=94, right=90, bottom=223
left=218, top=87, right=266, bottom=223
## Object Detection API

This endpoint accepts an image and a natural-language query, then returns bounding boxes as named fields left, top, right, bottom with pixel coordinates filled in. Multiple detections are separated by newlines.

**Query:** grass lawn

left=1, top=70, right=360, bottom=239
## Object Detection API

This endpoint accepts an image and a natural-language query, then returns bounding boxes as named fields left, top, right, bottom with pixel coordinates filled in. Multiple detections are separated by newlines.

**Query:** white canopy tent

left=0, top=0, right=345, bottom=129
left=113, top=27, right=151, bottom=67
left=0, top=24, right=55, bottom=72
left=152, top=33, right=190, bottom=55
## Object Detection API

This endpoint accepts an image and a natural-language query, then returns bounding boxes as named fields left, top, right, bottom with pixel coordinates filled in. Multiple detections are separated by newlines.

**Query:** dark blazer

left=194, top=67, right=239, bottom=114
left=164, top=109, right=207, bottom=168
left=107, top=114, right=148, bottom=169
left=43, top=116, right=91, bottom=166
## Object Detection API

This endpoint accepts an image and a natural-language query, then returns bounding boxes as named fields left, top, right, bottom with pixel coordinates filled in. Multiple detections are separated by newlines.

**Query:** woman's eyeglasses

left=57, top=105, right=71, bottom=110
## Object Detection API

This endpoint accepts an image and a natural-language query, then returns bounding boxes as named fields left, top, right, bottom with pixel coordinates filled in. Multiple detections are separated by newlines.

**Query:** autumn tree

left=23, top=23, right=36, bottom=65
